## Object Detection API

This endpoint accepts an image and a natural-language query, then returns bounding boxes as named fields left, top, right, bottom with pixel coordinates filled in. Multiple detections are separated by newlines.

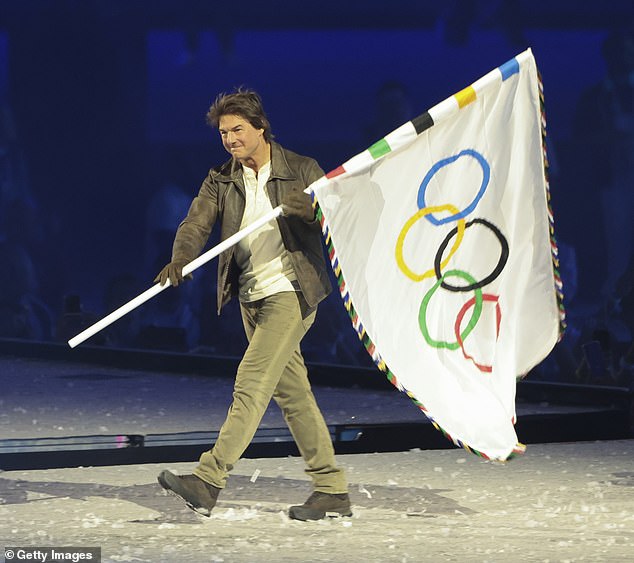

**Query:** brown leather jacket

left=171, top=142, right=332, bottom=313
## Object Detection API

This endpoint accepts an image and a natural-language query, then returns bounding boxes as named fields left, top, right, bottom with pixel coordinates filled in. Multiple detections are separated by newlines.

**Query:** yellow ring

left=395, top=204, right=466, bottom=282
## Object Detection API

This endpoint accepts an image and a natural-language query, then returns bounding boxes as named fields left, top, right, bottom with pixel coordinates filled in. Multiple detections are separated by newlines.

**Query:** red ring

left=454, top=294, right=501, bottom=373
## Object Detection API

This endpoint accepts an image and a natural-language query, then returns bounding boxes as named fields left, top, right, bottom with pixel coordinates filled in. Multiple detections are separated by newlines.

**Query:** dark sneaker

left=288, top=491, right=353, bottom=521
left=157, top=470, right=220, bottom=517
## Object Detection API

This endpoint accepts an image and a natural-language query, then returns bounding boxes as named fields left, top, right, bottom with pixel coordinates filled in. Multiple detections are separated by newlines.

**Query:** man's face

left=218, top=114, right=265, bottom=164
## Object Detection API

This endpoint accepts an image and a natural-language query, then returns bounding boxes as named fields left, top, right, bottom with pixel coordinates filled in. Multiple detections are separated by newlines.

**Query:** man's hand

left=154, top=259, right=191, bottom=287
left=281, top=189, right=315, bottom=222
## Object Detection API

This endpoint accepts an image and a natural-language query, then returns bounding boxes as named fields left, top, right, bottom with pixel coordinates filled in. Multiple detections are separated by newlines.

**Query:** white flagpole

left=68, top=205, right=284, bottom=349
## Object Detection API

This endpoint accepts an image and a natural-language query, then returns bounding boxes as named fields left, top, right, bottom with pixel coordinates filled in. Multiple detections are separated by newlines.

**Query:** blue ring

left=417, top=149, right=490, bottom=226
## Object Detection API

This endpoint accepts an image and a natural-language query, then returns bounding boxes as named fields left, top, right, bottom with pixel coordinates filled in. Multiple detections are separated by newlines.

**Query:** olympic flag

left=309, top=49, right=564, bottom=461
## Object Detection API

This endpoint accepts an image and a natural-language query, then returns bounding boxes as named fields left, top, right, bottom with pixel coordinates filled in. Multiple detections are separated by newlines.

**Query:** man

left=155, top=88, right=351, bottom=521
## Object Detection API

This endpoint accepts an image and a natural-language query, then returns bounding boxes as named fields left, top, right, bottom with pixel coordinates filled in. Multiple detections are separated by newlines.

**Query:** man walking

left=155, top=88, right=351, bottom=521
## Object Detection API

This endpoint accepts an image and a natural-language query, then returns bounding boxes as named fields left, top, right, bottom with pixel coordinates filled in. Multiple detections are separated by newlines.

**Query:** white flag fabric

left=310, top=49, right=565, bottom=461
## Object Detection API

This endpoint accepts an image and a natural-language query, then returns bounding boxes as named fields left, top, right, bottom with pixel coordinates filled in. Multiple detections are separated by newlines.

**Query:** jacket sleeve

left=171, top=172, right=218, bottom=262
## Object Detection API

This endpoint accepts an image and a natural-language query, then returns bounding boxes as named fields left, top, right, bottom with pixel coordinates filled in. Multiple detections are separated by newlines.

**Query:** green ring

left=419, top=269, right=483, bottom=350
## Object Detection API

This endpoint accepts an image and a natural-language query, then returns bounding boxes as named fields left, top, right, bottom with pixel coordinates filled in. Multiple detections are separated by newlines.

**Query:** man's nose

left=226, top=131, right=236, bottom=143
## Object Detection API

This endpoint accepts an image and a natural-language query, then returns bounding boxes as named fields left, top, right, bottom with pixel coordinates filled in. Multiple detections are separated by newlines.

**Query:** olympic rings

left=395, top=148, right=506, bottom=374
left=433, top=218, right=509, bottom=292
left=419, top=270, right=483, bottom=350
left=395, top=204, right=466, bottom=282
left=454, top=294, right=501, bottom=373
left=417, top=149, right=490, bottom=225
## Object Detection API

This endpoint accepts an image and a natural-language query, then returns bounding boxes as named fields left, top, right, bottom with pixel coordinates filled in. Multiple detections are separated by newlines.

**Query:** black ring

left=433, top=218, right=509, bottom=292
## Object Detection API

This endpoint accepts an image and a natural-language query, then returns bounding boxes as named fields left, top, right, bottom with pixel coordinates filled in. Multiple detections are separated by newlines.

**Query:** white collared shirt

left=233, top=161, right=297, bottom=302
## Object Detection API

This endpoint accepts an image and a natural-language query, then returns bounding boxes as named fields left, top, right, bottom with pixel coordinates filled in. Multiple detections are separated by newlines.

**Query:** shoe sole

left=157, top=472, right=212, bottom=517
left=288, top=506, right=353, bottom=521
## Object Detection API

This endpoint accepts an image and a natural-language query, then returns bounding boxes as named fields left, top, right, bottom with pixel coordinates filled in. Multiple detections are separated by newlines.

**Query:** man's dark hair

left=206, top=88, right=273, bottom=142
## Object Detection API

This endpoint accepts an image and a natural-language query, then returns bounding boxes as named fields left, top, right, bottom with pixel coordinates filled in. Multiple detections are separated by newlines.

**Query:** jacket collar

left=268, top=142, right=295, bottom=181
left=212, top=141, right=295, bottom=183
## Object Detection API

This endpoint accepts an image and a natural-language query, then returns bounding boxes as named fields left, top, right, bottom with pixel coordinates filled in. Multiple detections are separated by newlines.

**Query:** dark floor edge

left=2, top=338, right=633, bottom=404
left=1, top=411, right=631, bottom=472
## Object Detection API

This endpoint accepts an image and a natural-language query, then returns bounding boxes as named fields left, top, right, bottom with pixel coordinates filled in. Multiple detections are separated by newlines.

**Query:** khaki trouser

left=193, top=291, right=347, bottom=494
